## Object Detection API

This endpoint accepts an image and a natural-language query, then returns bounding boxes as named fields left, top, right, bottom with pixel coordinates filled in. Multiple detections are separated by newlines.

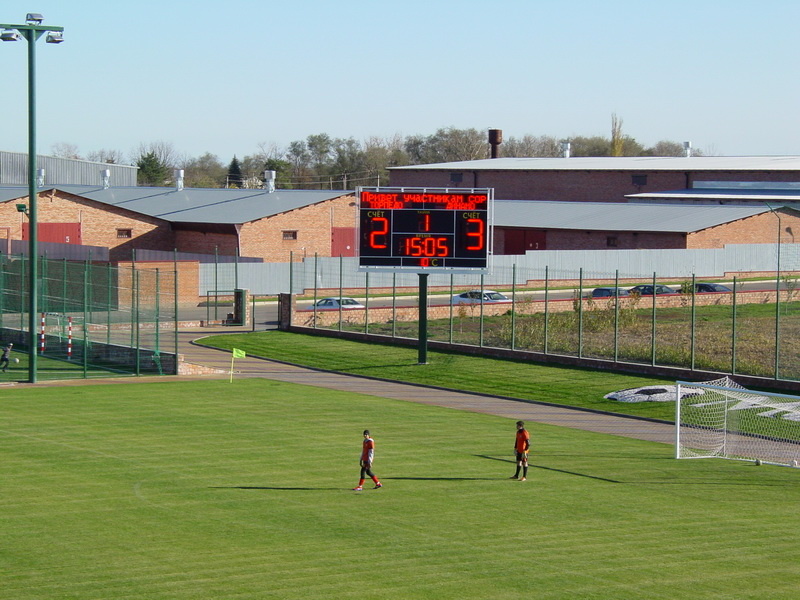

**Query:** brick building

left=493, top=200, right=800, bottom=253
left=388, top=156, right=800, bottom=203
left=0, top=185, right=357, bottom=262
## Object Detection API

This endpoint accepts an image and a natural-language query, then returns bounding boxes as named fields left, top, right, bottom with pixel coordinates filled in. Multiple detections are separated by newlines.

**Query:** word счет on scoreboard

left=358, top=187, right=493, bottom=272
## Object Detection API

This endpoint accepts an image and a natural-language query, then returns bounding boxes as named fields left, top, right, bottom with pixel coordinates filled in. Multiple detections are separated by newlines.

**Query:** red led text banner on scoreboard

left=358, top=188, right=492, bottom=271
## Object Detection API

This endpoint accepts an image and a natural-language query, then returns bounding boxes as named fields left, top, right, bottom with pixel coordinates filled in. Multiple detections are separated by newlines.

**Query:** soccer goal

left=676, top=377, right=800, bottom=467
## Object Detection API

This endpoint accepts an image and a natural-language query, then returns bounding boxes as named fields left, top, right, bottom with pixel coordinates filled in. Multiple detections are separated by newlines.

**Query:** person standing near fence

left=0, top=343, right=12, bottom=373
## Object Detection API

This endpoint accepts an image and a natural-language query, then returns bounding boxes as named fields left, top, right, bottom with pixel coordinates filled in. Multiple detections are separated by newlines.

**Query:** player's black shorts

left=516, top=451, right=529, bottom=462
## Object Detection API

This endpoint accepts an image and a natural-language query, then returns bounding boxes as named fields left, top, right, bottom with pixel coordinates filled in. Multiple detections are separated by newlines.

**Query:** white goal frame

left=675, top=377, right=800, bottom=467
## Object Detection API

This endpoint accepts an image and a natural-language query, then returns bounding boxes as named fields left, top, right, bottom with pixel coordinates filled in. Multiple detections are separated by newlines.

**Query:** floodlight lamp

left=1, top=29, right=21, bottom=42
left=16, top=204, right=28, bottom=214
left=46, top=31, right=64, bottom=44
left=26, top=13, right=44, bottom=25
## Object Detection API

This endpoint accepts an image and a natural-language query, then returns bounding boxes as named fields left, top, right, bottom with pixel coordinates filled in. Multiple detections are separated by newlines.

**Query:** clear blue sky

left=1, top=0, right=799, bottom=163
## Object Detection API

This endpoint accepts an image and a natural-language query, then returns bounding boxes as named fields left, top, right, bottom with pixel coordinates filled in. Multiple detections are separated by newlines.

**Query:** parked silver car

left=451, top=290, right=511, bottom=305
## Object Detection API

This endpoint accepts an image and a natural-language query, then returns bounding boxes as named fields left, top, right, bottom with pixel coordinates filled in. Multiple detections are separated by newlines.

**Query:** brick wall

left=115, top=260, right=199, bottom=307
left=238, top=194, right=357, bottom=262
left=0, top=189, right=174, bottom=261
left=389, top=169, right=800, bottom=202
left=687, top=208, right=800, bottom=248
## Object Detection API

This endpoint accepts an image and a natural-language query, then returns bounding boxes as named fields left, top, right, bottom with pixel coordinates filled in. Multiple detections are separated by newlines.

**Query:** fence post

left=364, top=271, right=370, bottom=334
left=651, top=271, right=657, bottom=366
left=338, top=255, right=343, bottom=332
left=690, top=273, right=696, bottom=370
left=578, top=268, right=584, bottom=357
left=214, top=246, right=219, bottom=322
left=391, top=273, right=397, bottom=338
left=511, top=263, right=517, bottom=351
left=135, top=268, right=141, bottom=376
left=544, top=266, right=550, bottom=354
left=312, top=253, right=319, bottom=328
left=732, top=275, right=738, bottom=375
left=448, top=274, right=454, bottom=344
left=107, top=263, right=112, bottom=346
left=83, top=259, right=89, bottom=379
left=614, top=269, right=620, bottom=362
left=479, top=274, right=485, bottom=347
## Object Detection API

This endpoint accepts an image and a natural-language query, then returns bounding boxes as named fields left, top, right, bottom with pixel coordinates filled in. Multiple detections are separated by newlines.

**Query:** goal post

left=676, top=377, right=800, bottom=467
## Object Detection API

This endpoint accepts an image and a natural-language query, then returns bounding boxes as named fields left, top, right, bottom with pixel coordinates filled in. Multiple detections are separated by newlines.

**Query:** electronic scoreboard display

left=358, top=187, right=492, bottom=272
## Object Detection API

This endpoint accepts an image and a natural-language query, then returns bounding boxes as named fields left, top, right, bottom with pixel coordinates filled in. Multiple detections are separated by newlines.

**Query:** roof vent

left=36, top=168, right=45, bottom=186
left=561, top=142, right=571, bottom=158
left=101, top=169, right=111, bottom=189
left=264, top=170, right=276, bottom=193
left=684, top=141, right=692, bottom=157
left=174, top=169, right=184, bottom=191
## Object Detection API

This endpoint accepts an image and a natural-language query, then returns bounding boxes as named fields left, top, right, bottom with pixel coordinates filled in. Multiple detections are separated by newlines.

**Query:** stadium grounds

left=2, top=339, right=799, bottom=598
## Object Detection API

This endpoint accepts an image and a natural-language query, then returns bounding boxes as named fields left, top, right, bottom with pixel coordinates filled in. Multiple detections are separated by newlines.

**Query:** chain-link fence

left=0, top=254, right=178, bottom=380
left=292, top=257, right=800, bottom=384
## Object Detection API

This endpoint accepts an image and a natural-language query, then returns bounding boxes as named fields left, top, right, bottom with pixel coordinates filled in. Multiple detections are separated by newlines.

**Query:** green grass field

left=200, top=331, right=679, bottom=421
left=2, top=379, right=799, bottom=599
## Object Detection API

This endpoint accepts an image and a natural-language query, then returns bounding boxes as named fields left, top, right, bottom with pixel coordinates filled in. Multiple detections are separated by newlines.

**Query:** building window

left=607, top=236, right=618, bottom=247
left=282, top=230, right=298, bottom=240
left=450, top=172, right=463, bottom=183
left=632, top=174, right=648, bottom=187
left=117, top=229, right=132, bottom=239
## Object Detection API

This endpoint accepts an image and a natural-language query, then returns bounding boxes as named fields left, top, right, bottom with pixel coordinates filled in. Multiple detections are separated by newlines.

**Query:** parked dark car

left=590, top=287, right=630, bottom=298
left=628, top=284, right=676, bottom=296
left=694, top=283, right=733, bottom=293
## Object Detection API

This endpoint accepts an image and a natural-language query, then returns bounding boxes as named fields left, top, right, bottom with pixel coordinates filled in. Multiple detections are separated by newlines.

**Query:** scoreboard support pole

left=418, top=273, right=428, bottom=365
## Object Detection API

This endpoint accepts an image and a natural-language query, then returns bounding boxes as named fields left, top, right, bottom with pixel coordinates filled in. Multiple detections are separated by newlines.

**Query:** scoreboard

left=358, top=187, right=492, bottom=272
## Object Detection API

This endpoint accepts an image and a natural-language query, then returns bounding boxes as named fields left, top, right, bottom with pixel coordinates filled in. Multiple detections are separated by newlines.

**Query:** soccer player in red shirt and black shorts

left=511, top=421, right=530, bottom=481
left=353, top=430, right=382, bottom=491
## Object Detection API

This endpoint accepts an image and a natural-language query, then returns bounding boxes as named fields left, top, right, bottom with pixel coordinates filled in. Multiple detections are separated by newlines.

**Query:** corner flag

left=230, top=348, right=246, bottom=382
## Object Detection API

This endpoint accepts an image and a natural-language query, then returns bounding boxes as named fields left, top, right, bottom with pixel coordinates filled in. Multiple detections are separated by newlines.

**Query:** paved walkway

left=176, top=326, right=677, bottom=448
left=27, top=324, right=675, bottom=447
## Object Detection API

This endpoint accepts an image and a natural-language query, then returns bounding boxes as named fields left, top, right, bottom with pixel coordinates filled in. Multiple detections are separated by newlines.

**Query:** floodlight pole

left=0, top=17, right=64, bottom=383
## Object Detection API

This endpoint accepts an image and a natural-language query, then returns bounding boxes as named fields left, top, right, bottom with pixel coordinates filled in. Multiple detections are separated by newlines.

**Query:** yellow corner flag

left=230, top=348, right=246, bottom=382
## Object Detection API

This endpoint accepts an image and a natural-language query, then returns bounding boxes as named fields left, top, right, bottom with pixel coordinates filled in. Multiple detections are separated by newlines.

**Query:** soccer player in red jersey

left=511, top=421, right=530, bottom=481
left=354, top=430, right=382, bottom=491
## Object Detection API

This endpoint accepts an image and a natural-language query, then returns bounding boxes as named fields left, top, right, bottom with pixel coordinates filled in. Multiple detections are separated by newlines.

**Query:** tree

left=86, top=148, right=125, bottom=164
left=136, top=151, right=169, bottom=186
left=227, top=156, right=244, bottom=188
left=134, top=141, right=179, bottom=173
left=50, top=142, right=81, bottom=159
left=611, top=113, right=624, bottom=157
left=181, top=152, right=226, bottom=188
left=405, top=127, right=487, bottom=164
left=501, top=134, right=561, bottom=157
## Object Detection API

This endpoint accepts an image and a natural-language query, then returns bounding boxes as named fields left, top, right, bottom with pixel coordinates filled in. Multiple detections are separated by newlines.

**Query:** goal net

left=676, top=377, right=800, bottom=467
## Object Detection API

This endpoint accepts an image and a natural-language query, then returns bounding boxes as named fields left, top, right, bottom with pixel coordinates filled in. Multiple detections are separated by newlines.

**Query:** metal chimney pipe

left=683, top=141, right=692, bottom=157
left=562, top=142, right=571, bottom=158
left=264, top=170, right=276, bottom=193
left=174, top=169, right=185, bottom=191
left=36, top=168, right=45, bottom=186
left=488, top=129, right=503, bottom=158
left=101, top=169, right=111, bottom=189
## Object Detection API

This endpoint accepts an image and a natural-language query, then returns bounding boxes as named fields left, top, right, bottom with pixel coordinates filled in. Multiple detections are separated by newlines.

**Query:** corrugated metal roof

left=494, top=200, right=772, bottom=233
left=390, top=156, right=800, bottom=172
left=0, top=185, right=353, bottom=224
left=0, top=152, right=137, bottom=186
left=628, top=188, right=800, bottom=202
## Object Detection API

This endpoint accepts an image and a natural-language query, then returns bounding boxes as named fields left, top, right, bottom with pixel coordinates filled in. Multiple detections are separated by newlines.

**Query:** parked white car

left=313, top=297, right=364, bottom=309
left=450, top=290, right=511, bottom=305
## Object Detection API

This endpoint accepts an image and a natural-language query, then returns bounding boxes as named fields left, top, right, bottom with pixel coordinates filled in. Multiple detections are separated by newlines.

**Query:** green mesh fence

left=0, top=255, right=178, bottom=380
